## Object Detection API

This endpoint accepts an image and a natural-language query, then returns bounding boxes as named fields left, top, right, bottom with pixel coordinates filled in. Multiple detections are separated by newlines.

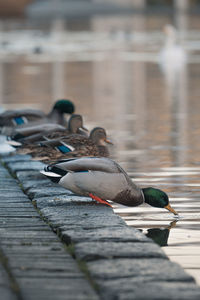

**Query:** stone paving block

left=0, top=166, right=9, bottom=171
left=0, top=167, right=10, bottom=172
left=9, top=254, right=99, bottom=300
left=27, top=187, right=69, bottom=200
left=45, top=211, right=126, bottom=230
left=16, top=170, right=46, bottom=181
left=12, top=267, right=83, bottom=279
left=35, top=198, right=114, bottom=215
left=0, top=211, right=40, bottom=217
left=8, top=256, right=79, bottom=270
left=98, top=280, right=200, bottom=300
left=0, top=286, right=18, bottom=300
left=0, top=197, right=30, bottom=203
left=19, top=279, right=98, bottom=300
left=1, top=154, right=32, bottom=163
left=0, top=207, right=39, bottom=213
left=0, top=264, right=18, bottom=300
left=21, top=179, right=56, bottom=192
left=2, top=245, right=66, bottom=254
left=60, top=226, right=151, bottom=244
left=0, top=217, right=48, bottom=227
left=0, top=182, right=19, bottom=189
left=35, top=195, right=93, bottom=209
left=7, top=160, right=45, bottom=174
left=37, top=199, right=113, bottom=214
left=1, top=235, right=61, bottom=245
left=0, top=229, right=59, bottom=239
left=0, top=191, right=27, bottom=198
left=74, top=241, right=166, bottom=261
left=0, top=202, right=35, bottom=208
left=0, top=224, right=48, bottom=230
left=18, top=277, right=96, bottom=292
left=87, top=258, right=194, bottom=282
left=0, top=180, right=19, bottom=186
left=0, top=188, right=23, bottom=193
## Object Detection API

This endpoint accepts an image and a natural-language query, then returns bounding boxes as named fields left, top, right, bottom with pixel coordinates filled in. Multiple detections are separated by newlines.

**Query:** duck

left=19, top=127, right=112, bottom=162
left=0, top=99, right=75, bottom=135
left=9, top=114, right=87, bottom=143
left=40, top=156, right=178, bottom=215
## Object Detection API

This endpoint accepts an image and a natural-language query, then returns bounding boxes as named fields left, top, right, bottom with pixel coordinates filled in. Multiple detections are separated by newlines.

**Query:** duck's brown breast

left=113, top=189, right=144, bottom=207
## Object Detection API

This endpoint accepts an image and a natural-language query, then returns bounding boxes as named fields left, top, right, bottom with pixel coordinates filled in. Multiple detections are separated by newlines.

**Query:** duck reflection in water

left=142, top=220, right=178, bottom=247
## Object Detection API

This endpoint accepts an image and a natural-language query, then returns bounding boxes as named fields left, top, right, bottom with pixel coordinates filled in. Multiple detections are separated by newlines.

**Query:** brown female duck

left=19, top=127, right=112, bottom=162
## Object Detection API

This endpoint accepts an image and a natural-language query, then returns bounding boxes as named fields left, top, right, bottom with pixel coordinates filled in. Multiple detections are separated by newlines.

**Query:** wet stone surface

left=87, top=258, right=194, bottom=281
left=60, top=226, right=150, bottom=244
left=7, top=160, right=45, bottom=174
left=26, top=187, right=69, bottom=200
left=74, top=241, right=166, bottom=261
left=21, top=179, right=59, bottom=192
left=98, top=281, right=200, bottom=300
left=0, top=155, right=99, bottom=300
left=0, top=262, right=18, bottom=300
left=1, top=153, right=200, bottom=300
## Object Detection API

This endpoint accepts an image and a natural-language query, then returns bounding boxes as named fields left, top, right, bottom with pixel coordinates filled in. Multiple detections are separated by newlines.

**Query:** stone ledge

left=2, top=153, right=200, bottom=300
left=87, top=258, right=194, bottom=281
left=0, top=156, right=99, bottom=300
left=98, top=280, right=200, bottom=300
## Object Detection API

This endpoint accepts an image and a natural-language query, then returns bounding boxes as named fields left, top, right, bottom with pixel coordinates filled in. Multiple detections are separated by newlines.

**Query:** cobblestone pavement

left=1, top=153, right=200, bottom=300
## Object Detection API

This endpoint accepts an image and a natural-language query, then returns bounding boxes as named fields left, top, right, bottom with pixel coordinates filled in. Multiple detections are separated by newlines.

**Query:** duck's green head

left=53, top=99, right=75, bottom=114
left=142, top=187, right=178, bottom=215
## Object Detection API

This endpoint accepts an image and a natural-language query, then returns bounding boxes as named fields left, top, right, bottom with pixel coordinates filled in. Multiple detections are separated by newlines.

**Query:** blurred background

left=1, top=0, right=200, bottom=166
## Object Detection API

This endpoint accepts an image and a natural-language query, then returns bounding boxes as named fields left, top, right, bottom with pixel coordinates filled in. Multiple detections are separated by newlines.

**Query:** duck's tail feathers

left=7, top=140, right=22, bottom=147
left=40, top=170, right=62, bottom=183
left=45, top=165, right=68, bottom=176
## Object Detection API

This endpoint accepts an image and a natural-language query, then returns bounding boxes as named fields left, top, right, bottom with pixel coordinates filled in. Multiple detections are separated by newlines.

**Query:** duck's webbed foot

left=89, top=193, right=112, bottom=207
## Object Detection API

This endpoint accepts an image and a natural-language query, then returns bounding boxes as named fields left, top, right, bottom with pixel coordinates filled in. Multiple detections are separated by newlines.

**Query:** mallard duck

left=9, top=114, right=87, bottom=143
left=0, top=99, right=75, bottom=135
left=40, top=156, right=178, bottom=215
left=20, top=127, right=112, bottom=162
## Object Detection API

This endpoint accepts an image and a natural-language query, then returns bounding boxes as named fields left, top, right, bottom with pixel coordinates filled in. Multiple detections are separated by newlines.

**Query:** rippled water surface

left=1, top=15, right=200, bottom=284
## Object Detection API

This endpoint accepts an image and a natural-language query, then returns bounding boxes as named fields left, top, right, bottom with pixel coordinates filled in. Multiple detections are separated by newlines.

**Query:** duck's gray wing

left=0, top=109, right=45, bottom=126
left=21, top=132, right=50, bottom=143
left=22, top=128, right=68, bottom=143
left=54, top=157, right=143, bottom=206
left=50, top=157, right=121, bottom=173
left=0, top=109, right=45, bottom=119
left=11, top=123, right=65, bottom=138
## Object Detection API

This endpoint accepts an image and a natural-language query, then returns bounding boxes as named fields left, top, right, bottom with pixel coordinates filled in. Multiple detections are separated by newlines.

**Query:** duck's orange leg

left=89, top=193, right=112, bottom=207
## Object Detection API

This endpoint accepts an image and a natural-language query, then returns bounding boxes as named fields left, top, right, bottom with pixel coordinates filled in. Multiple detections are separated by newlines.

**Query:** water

left=1, top=15, right=200, bottom=284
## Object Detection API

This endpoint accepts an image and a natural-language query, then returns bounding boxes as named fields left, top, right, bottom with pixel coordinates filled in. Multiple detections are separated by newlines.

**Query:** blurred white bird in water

left=159, top=24, right=187, bottom=78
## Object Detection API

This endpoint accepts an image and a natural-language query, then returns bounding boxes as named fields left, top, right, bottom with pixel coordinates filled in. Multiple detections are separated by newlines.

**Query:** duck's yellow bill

left=164, top=204, right=178, bottom=215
